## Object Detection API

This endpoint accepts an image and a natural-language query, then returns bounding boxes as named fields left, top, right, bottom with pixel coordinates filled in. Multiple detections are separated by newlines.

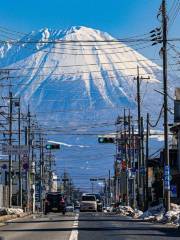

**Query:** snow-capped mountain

left=0, top=26, right=178, bottom=189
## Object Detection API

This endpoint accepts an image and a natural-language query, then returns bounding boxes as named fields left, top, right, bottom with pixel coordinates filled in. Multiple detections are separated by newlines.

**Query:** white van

left=80, top=195, right=97, bottom=212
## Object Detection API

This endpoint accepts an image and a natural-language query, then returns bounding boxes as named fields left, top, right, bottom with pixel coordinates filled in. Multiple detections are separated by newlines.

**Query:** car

left=66, top=204, right=74, bottom=212
left=94, top=194, right=103, bottom=212
left=44, top=192, right=66, bottom=215
left=80, top=194, right=97, bottom=212
left=85, top=193, right=103, bottom=212
left=74, top=201, right=80, bottom=210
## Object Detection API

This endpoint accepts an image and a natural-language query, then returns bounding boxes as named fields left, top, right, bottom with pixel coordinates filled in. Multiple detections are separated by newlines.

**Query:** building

left=169, top=88, right=180, bottom=203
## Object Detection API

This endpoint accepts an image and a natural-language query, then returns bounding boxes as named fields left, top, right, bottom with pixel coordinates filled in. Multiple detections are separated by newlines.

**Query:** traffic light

left=46, top=144, right=60, bottom=150
left=98, top=137, right=114, bottom=143
left=90, top=178, right=97, bottom=181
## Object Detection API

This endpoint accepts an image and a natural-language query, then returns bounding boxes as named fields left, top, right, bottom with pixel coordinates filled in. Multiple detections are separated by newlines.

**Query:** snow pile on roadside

left=162, top=204, right=180, bottom=225
left=116, top=206, right=143, bottom=218
left=139, top=204, right=165, bottom=221
left=116, top=206, right=134, bottom=216
left=139, top=203, right=180, bottom=226
left=0, top=207, right=23, bottom=216
left=114, top=203, right=180, bottom=226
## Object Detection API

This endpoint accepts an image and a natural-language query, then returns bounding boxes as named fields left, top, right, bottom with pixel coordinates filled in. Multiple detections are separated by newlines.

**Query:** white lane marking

left=69, top=213, right=79, bottom=240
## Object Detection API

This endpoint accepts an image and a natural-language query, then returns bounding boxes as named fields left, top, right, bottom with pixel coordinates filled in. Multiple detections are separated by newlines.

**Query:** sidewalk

left=0, top=212, right=31, bottom=226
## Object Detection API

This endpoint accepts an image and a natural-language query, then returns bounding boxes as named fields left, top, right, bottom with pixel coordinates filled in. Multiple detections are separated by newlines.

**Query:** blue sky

left=0, top=0, right=179, bottom=58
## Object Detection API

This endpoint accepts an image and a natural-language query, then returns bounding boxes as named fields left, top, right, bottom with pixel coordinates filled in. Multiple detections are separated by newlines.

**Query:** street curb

left=0, top=212, right=31, bottom=225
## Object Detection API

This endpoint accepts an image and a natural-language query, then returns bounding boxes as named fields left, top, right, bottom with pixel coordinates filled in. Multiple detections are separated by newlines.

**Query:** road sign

left=2, top=144, right=28, bottom=155
left=1, top=164, right=7, bottom=170
left=164, top=165, right=170, bottom=190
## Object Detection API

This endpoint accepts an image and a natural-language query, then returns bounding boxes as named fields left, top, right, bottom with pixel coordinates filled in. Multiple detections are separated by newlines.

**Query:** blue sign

left=1, top=164, right=7, bottom=170
left=23, top=163, right=29, bottom=171
left=170, top=185, right=177, bottom=198
left=164, top=165, right=170, bottom=190
left=131, top=167, right=136, bottom=173
left=140, top=166, right=146, bottom=175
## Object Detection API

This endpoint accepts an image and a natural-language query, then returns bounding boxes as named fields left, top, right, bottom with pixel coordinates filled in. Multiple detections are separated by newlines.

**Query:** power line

left=0, top=58, right=165, bottom=71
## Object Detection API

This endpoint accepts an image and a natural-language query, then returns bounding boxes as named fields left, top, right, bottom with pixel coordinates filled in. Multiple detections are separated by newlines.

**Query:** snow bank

left=139, top=203, right=180, bottom=226
left=139, top=204, right=165, bottom=221
left=162, top=204, right=180, bottom=225
left=0, top=207, right=23, bottom=216
left=115, top=205, right=143, bottom=218
left=114, top=203, right=180, bottom=226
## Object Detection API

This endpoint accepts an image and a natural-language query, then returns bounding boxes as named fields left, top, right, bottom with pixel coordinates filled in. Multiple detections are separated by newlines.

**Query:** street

left=0, top=212, right=180, bottom=240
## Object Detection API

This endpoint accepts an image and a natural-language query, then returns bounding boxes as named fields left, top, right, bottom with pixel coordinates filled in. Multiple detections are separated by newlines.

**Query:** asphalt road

left=0, top=212, right=76, bottom=240
left=0, top=211, right=180, bottom=240
left=78, top=212, right=180, bottom=240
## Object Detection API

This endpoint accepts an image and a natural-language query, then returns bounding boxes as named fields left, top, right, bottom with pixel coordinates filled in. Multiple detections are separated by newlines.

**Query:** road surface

left=0, top=212, right=179, bottom=240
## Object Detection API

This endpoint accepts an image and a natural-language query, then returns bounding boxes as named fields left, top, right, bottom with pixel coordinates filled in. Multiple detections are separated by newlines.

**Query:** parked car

left=44, top=192, right=66, bottom=215
left=80, top=195, right=97, bottom=212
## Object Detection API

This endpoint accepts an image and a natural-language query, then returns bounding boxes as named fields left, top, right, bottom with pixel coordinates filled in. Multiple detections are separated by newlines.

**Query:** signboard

left=2, top=145, right=28, bottom=155
left=140, top=166, right=146, bottom=175
left=164, top=165, right=170, bottom=190
left=170, top=185, right=177, bottom=198
left=174, top=100, right=180, bottom=123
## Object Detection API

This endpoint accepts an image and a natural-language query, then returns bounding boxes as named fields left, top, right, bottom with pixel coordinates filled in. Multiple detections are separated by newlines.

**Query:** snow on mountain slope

left=0, top=26, right=165, bottom=115
left=0, top=26, right=179, bottom=188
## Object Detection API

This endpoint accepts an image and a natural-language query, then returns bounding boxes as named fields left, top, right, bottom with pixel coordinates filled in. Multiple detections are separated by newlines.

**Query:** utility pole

left=31, top=131, right=35, bottom=213
left=108, top=170, right=111, bottom=205
left=8, top=91, right=13, bottom=208
left=141, top=116, right=145, bottom=210
left=26, top=106, right=32, bottom=212
left=40, top=135, right=44, bottom=212
left=18, top=98, right=22, bottom=208
left=124, top=109, right=129, bottom=206
left=132, top=125, right=136, bottom=209
left=162, top=0, right=170, bottom=211
left=134, top=66, right=150, bottom=209
left=128, top=110, right=132, bottom=206
left=145, top=113, right=150, bottom=210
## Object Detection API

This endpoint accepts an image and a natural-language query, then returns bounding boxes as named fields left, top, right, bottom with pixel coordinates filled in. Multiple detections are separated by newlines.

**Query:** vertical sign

left=164, top=165, right=170, bottom=190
